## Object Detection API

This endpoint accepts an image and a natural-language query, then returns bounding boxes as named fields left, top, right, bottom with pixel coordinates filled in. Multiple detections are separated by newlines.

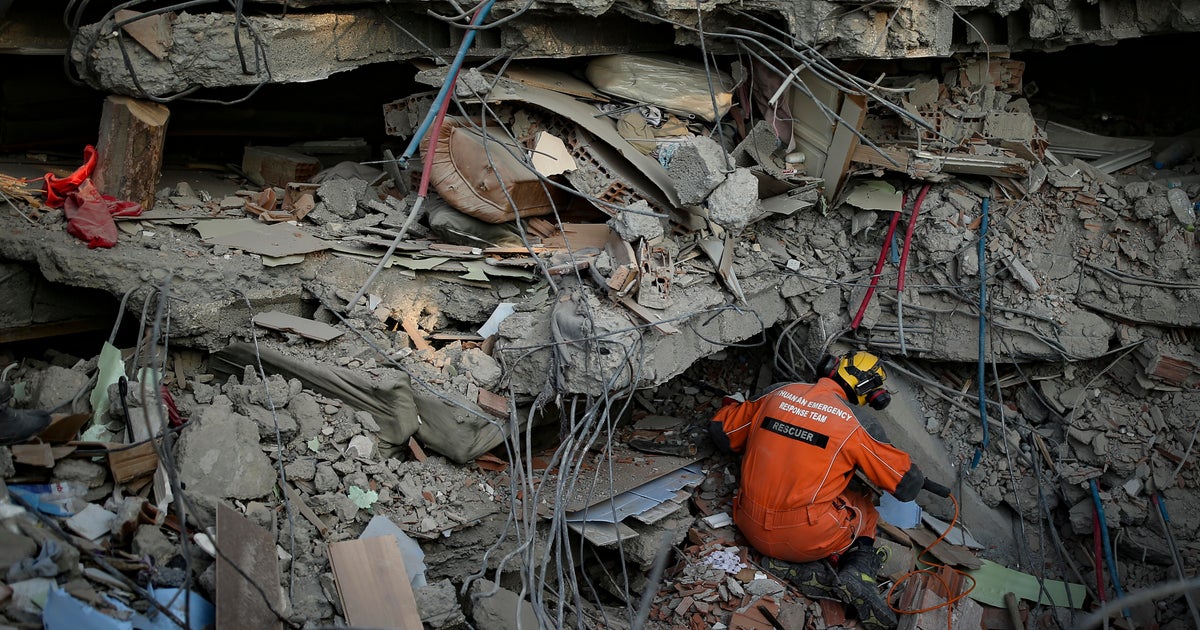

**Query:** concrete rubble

left=0, top=3, right=1199, bottom=628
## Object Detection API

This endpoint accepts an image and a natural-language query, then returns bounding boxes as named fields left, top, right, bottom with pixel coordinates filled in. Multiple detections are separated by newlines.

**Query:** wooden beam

left=328, top=536, right=423, bottom=629
left=821, top=93, right=868, bottom=201
left=0, top=319, right=110, bottom=344
left=94, top=96, right=170, bottom=211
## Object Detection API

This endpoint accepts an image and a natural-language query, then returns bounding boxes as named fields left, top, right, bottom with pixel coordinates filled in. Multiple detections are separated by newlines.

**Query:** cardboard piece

left=204, top=222, right=329, bottom=257
left=11, top=444, right=55, bottom=468
left=844, top=180, right=903, bottom=212
left=115, top=10, right=171, bottom=60
left=38, top=413, right=92, bottom=444
left=966, top=559, right=1086, bottom=609
left=530, top=131, right=577, bottom=176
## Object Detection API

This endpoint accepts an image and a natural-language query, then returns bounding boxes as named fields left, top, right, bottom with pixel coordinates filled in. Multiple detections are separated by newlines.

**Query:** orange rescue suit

left=712, top=378, right=922, bottom=562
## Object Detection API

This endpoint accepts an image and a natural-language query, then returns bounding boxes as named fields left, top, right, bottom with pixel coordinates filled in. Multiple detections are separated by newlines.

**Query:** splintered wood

left=328, top=536, right=423, bottom=629
left=0, top=174, right=41, bottom=208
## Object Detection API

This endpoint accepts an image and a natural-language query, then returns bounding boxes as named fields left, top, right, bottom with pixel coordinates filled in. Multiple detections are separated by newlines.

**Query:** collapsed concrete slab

left=66, top=0, right=1200, bottom=99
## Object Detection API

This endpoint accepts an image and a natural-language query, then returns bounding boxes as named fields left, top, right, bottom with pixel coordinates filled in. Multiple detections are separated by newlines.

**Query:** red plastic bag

left=43, top=145, right=98, bottom=208
left=63, top=180, right=142, bottom=249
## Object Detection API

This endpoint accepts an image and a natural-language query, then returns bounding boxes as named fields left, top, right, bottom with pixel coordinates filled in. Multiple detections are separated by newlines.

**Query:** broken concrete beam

left=705, top=168, right=761, bottom=231
left=413, top=579, right=467, bottom=628
left=668, top=137, right=732, bottom=205
left=93, top=95, right=170, bottom=211
left=176, top=402, right=276, bottom=511
left=242, top=146, right=322, bottom=188
left=983, top=111, right=1036, bottom=142
left=468, top=580, right=540, bottom=630
left=608, top=201, right=665, bottom=242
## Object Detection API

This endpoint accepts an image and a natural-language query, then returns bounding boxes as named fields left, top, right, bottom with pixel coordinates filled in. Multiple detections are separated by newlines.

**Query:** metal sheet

left=565, top=463, right=702, bottom=523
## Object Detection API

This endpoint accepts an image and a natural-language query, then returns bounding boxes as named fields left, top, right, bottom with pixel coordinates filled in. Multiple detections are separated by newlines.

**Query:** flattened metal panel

left=565, top=464, right=703, bottom=523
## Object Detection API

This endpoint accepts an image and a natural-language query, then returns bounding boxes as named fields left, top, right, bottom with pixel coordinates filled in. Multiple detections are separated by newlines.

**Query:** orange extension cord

left=885, top=494, right=977, bottom=630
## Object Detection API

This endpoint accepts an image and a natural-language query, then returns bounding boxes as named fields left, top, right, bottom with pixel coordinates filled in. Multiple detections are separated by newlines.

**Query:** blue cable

left=397, top=0, right=499, bottom=166
left=1091, top=479, right=1131, bottom=619
left=971, top=197, right=989, bottom=470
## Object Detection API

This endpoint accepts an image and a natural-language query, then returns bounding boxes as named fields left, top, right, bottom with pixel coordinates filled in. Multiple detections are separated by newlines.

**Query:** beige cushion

left=423, top=118, right=567, bottom=224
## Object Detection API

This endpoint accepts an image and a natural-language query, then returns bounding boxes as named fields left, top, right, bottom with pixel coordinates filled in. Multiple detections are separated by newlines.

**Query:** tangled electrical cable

left=887, top=493, right=977, bottom=629
left=64, top=0, right=274, bottom=104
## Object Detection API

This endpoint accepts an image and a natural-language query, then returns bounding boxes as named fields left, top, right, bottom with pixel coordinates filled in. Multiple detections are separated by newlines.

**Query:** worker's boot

left=836, top=542, right=897, bottom=629
left=0, top=381, right=51, bottom=446
left=761, top=556, right=844, bottom=602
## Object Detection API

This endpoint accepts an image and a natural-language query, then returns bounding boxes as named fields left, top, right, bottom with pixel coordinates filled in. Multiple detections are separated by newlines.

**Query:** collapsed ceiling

left=0, top=1, right=1199, bottom=629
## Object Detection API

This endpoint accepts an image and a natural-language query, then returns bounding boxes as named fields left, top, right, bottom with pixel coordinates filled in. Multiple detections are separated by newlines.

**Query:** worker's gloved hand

left=722, top=392, right=746, bottom=407
left=922, top=478, right=952, bottom=498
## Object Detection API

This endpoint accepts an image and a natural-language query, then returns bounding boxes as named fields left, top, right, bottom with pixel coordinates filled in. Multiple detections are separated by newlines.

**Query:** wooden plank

left=38, top=412, right=91, bottom=443
left=108, top=440, right=160, bottom=483
left=401, top=317, right=432, bottom=352
left=282, top=483, right=330, bottom=539
left=93, top=95, right=170, bottom=211
left=0, top=319, right=109, bottom=344
left=539, top=223, right=612, bottom=250
left=905, top=527, right=982, bottom=569
left=328, top=537, right=423, bottom=630
left=11, top=444, right=55, bottom=467
left=853, top=144, right=912, bottom=171
left=216, top=503, right=283, bottom=630
left=820, top=92, right=867, bottom=201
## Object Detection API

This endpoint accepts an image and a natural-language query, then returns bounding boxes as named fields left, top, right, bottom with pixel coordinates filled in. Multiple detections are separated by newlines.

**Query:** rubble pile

left=0, top=34, right=1197, bottom=630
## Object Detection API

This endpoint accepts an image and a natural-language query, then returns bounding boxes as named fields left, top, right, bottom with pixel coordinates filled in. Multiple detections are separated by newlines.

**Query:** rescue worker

left=709, top=351, right=923, bottom=628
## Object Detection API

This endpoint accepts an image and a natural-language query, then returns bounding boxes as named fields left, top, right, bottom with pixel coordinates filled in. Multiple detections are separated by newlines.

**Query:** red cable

left=895, top=184, right=930, bottom=297
left=850, top=194, right=905, bottom=330
left=417, top=75, right=459, bottom=197
left=416, top=5, right=486, bottom=197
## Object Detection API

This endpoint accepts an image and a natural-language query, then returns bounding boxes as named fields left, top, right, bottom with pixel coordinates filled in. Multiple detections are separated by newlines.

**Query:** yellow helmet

left=820, top=351, right=891, bottom=409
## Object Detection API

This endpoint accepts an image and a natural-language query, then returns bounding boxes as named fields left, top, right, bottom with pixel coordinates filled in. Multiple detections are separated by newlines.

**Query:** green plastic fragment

left=348, top=485, right=378, bottom=510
